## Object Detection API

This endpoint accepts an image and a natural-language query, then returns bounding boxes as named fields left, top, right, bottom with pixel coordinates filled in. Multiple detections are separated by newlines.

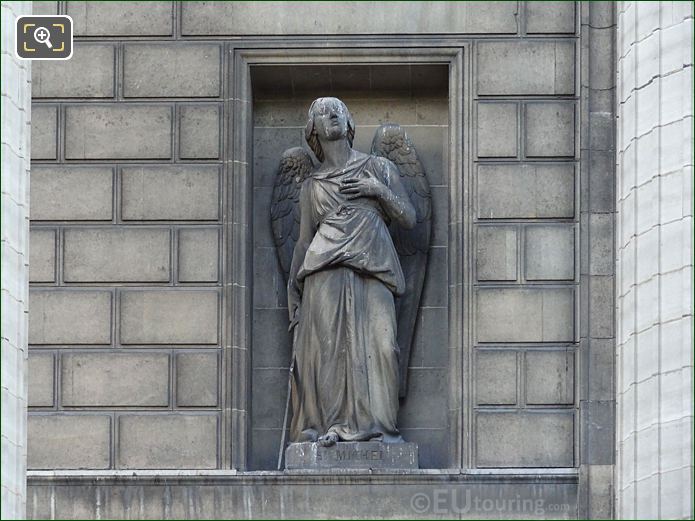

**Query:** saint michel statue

left=270, top=97, right=432, bottom=451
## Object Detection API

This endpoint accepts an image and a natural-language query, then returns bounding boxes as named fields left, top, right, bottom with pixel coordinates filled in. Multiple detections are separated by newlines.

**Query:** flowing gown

left=290, top=151, right=405, bottom=443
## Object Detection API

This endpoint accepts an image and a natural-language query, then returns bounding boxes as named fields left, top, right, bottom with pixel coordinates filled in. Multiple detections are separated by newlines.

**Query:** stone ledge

left=28, top=469, right=579, bottom=484
left=27, top=471, right=579, bottom=519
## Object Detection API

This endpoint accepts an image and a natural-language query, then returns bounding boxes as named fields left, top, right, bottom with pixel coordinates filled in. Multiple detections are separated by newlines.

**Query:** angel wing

left=371, top=124, right=433, bottom=398
left=270, top=147, right=314, bottom=282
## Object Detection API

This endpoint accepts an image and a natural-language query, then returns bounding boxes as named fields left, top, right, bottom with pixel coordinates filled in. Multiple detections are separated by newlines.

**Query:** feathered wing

left=270, top=147, right=314, bottom=283
left=371, top=124, right=433, bottom=398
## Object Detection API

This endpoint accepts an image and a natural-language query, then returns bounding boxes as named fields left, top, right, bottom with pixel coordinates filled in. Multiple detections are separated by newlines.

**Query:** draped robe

left=290, top=152, right=404, bottom=443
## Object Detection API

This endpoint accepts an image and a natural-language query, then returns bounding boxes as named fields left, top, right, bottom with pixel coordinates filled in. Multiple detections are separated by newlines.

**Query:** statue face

left=311, top=98, right=349, bottom=141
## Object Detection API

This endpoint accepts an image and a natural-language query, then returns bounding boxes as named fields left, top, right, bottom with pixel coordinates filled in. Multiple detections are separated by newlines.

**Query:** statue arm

left=287, top=182, right=316, bottom=327
left=377, top=161, right=416, bottom=230
left=338, top=160, right=416, bottom=229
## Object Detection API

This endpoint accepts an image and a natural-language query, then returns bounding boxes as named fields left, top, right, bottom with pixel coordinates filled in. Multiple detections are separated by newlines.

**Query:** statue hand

left=339, top=170, right=387, bottom=200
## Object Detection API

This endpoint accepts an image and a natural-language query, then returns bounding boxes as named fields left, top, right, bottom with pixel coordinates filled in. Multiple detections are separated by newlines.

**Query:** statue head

left=304, top=97, right=355, bottom=162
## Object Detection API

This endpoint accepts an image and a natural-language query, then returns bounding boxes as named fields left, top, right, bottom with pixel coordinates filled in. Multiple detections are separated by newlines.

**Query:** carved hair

left=304, top=97, right=355, bottom=162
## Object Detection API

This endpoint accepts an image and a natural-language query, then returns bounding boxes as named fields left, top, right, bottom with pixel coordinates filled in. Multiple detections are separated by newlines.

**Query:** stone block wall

left=1, top=2, right=31, bottom=518
left=28, top=1, right=223, bottom=470
left=25, top=2, right=615, bottom=498
left=615, top=2, right=694, bottom=518
left=472, top=28, right=581, bottom=469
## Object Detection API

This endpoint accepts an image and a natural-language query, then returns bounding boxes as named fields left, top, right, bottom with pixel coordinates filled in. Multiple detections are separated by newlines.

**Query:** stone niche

left=250, top=63, right=450, bottom=469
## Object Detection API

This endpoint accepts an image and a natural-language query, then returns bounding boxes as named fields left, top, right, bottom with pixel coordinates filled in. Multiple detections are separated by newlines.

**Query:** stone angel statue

left=269, top=97, right=431, bottom=450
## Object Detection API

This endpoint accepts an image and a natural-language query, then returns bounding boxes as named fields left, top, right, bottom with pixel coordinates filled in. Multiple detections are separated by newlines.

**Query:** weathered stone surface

left=61, top=352, right=169, bottom=406
left=28, top=353, right=54, bottom=407
left=3, top=3, right=624, bottom=517
left=30, top=105, right=57, bottom=160
left=252, top=309, right=292, bottom=368
left=590, top=150, right=615, bottom=213
left=251, top=368, right=286, bottom=429
left=178, top=228, right=219, bottom=282
left=410, top=307, right=448, bottom=368
left=124, top=45, right=221, bottom=98
left=28, top=415, right=111, bottom=469
left=476, top=350, right=517, bottom=405
left=526, top=350, right=575, bottom=405
left=3, top=247, right=25, bottom=313
left=429, top=185, right=448, bottom=248
left=581, top=400, right=614, bottom=465
left=354, top=98, right=432, bottom=126
left=478, top=163, right=575, bottom=219
left=29, top=229, right=55, bottom=283
left=477, top=41, right=575, bottom=95
left=252, top=248, right=287, bottom=309
left=398, top=368, right=448, bottom=430
left=526, top=1, right=576, bottom=34
left=30, top=166, right=113, bottom=221
left=589, top=111, right=614, bottom=153
left=120, top=290, right=218, bottom=345
left=27, top=474, right=579, bottom=519
left=29, top=290, right=111, bottom=345
left=524, top=225, right=575, bottom=281
left=525, top=102, right=576, bottom=157
left=63, top=228, right=170, bottom=282
left=398, top=428, right=449, bottom=469
left=249, top=428, right=283, bottom=470
left=582, top=464, right=614, bottom=519
left=476, top=288, right=575, bottom=343
left=179, top=105, right=220, bottom=159
left=588, top=339, right=614, bottom=402
left=589, top=213, right=614, bottom=276
left=590, top=276, right=614, bottom=338
left=117, top=414, right=217, bottom=469
left=182, top=2, right=519, bottom=35
left=285, top=441, right=418, bottom=470
left=67, top=1, right=173, bottom=36
left=476, top=412, right=574, bottom=467
left=403, top=125, right=448, bottom=187
left=2, top=5, right=32, bottom=514
left=476, top=226, right=517, bottom=281
left=18, top=7, right=603, bottom=509
left=32, top=1, right=57, bottom=15
left=121, top=166, right=219, bottom=221
left=32, top=44, right=115, bottom=98
left=176, top=352, right=218, bottom=407
left=252, top=185, right=274, bottom=248
left=65, top=105, right=172, bottom=159
left=252, top=127, right=301, bottom=188
left=421, top=246, right=448, bottom=307
left=476, top=102, right=518, bottom=158
left=589, top=28, right=616, bottom=93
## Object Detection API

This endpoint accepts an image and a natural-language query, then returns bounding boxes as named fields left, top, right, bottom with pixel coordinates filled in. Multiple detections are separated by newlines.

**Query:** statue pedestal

left=285, top=441, right=418, bottom=470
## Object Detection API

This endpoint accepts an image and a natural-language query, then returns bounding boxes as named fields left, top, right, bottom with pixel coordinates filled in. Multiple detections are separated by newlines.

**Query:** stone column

left=1, top=1, right=32, bottom=519
left=616, top=2, right=693, bottom=518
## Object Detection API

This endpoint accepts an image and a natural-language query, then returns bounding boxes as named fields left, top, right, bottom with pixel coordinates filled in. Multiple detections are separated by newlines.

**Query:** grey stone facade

left=615, top=2, right=694, bottom=519
left=20, top=1, right=618, bottom=518
left=23, top=3, right=617, bottom=516
left=28, top=0, right=591, bottom=468
left=28, top=0, right=225, bottom=478
left=1, top=2, right=31, bottom=518
left=0, top=0, right=682, bottom=519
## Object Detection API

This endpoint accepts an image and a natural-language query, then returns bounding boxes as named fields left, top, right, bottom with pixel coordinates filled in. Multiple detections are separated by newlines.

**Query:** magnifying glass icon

left=33, top=26, right=53, bottom=49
